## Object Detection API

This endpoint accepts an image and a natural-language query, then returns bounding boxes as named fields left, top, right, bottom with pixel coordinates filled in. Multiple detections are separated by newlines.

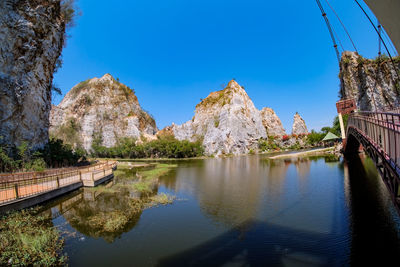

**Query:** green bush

left=306, top=130, right=325, bottom=145
left=0, top=138, right=85, bottom=173
left=91, top=136, right=204, bottom=159
left=258, top=138, right=279, bottom=151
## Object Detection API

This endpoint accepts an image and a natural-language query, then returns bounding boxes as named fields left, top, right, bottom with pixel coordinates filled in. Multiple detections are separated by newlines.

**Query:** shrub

left=306, top=130, right=325, bottom=145
left=258, top=138, right=279, bottom=151
left=83, top=94, right=92, bottom=105
left=0, top=138, right=84, bottom=172
left=214, top=117, right=220, bottom=128
left=91, top=136, right=204, bottom=159
left=0, top=208, right=66, bottom=265
left=282, top=135, right=290, bottom=142
left=70, top=80, right=89, bottom=98
left=52, top=117, right=82, bottom=147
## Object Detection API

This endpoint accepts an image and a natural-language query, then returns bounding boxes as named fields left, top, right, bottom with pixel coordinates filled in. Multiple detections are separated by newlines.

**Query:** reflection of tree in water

left=61, top=165, right=171, bottom=243
left=63, top=189, right=147, bottom=243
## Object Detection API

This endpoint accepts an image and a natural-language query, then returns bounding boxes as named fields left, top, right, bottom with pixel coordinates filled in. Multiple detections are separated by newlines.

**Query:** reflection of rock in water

left=197, top=157, right=264, bottom=226
left=263, top=159, right=290, bottom=203
left=294, top=158, right=311, bottom=180
left=174, top=156, right=290, bottom=226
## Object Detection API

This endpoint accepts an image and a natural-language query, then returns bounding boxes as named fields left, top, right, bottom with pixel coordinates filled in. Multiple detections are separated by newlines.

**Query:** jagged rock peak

left=339, top=51, right=400, bottom=111
left=0, top=0, right=66, bottom=150
left=50, top=74, right=157, bottom=151
left=171, top=80, right=267, bottom=156
left=260, top=108, right=286, bottom=136
left=291, top=112, right=308, bottom=135
left=195, top=79, right=247, bottom=109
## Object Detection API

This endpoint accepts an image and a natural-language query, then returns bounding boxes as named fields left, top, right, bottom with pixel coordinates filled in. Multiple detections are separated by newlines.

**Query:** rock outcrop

left=291, top=112, right=308, bottom=135
left=50, top=74, right=157, bottom=151
left=260, top=108, right=286, bottom=136
left=170, top=80, right=267, bottom=155
left=0, top=0, right=66, bottom=150
left=339, top=51, right=400, bottom=111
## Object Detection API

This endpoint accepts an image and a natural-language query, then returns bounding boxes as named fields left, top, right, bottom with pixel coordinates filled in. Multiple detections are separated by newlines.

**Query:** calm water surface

left=44, top=154, right=400, bottom=266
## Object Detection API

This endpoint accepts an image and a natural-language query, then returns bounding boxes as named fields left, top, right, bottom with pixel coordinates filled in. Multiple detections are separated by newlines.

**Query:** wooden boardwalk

left=0, top=161, right=117, bottom=213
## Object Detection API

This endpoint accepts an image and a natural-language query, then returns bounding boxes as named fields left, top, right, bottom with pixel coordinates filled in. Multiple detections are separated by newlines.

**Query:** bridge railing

left=348, top=111, right=400, bottom=172
left=0, top=161, right=117, bottom=205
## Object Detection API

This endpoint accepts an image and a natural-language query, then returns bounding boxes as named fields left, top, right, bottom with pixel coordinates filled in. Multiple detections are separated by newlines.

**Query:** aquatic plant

left=0, top=208, right=65, bottom=266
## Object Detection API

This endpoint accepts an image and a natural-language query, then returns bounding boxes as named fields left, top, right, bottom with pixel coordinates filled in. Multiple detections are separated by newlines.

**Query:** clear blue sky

left=53, top=0, right=397, bottom=132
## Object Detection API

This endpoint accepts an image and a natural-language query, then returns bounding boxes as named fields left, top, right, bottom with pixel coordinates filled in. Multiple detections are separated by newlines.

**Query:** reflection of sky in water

left=44, top=155, right=400, bottom=266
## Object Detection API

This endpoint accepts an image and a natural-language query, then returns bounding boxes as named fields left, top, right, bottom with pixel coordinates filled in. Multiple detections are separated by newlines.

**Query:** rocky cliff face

left=340, top=51, right=400, bottom=111
left=292, top=112, right=308, bottom=135
left=50, top=74, right=157, bottom=151
left=171, top=80, right=267, bottom=155
left=260, top=108, right=286, bottom=136
left=0, top=0, right=66, bottom=150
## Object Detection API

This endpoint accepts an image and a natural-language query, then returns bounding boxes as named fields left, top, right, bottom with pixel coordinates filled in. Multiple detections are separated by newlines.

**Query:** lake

left=43, top=154, right=400, bottom=266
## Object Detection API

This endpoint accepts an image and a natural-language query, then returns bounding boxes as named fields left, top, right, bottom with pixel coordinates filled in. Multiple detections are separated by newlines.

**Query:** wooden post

left=14, top=184, right=19, bottom=199
left=338, top=113, right=346, bottom=139
left=56, top=176, right=60, bottom=188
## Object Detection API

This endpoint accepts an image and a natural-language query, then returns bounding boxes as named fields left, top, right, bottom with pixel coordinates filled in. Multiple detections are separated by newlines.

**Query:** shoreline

left=267, top=147, right=335, bottom=159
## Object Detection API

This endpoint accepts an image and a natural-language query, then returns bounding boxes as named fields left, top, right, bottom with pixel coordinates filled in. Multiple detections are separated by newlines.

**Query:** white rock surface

left=291, top=112, right=308, bottom=135
left=0, top=0, right=65, bottom=149
left=50, top=74, right=158, bottom=151
left=171, top=80, right=267, bottom=155
left=260, top=107, right=286, bottom=136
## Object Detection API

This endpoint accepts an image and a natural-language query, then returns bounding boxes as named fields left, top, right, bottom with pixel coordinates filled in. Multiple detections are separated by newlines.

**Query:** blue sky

left=53, top=0, right=397, bottom=132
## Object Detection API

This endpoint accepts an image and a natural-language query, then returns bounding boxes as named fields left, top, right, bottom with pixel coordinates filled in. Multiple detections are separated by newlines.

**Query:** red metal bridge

left=345, top=110, right=400, bottom=213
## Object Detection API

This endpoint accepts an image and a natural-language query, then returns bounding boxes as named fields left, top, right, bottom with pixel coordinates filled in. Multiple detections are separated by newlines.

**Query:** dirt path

left=268, top=147, right=335, bottom=159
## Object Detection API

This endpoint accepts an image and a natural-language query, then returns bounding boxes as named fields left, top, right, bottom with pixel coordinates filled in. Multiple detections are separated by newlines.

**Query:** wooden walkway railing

left=0, top=161, right=117, bottom=206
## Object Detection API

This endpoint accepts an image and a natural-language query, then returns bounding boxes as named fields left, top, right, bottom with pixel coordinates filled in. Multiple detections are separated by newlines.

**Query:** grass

left=88, top=163, right=177, bottom=196
left=147, top=193, right=175, bottom=206
left=133, top=164, right=177, bottom=194
left=214, top=116, right=220, bottom=128
left=196, top=88, right=232, bottom=109
left=82, top=164, right=177, bottom=235
left=0, top=208, right=65, bottom=266
left=70, top=79, right=89, bottom=98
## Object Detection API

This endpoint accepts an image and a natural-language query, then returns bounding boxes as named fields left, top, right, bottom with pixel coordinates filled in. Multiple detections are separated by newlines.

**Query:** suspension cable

left=382, top=29, right=398, bottom=56
left=325, top=0, right=358, bottom=53
left=315, top=0, right=341, bottom=64
left=378, top=21, right=382, bottom=58
left=353, top=0, right=400, bottom=80
left=331, top=22, right=345, bottom=52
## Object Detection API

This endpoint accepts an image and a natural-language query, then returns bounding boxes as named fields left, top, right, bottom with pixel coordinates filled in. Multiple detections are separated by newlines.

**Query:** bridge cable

left=382, top=30, right=398, bottom=57
left=331, top=22, right=345, bottom=53
left=378, top=21, right=382, bottom=58
left=325, top=0, right=358, bottom=53
left=315, top=0, right=341, bottom=65
left=353, top=0, right=400, bottom=83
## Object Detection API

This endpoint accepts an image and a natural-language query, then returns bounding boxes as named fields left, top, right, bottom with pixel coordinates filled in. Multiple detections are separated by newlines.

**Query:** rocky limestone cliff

left=291, top=112, right=308, bottom=135
left=340, top=51, right=400, bottom=111
left=50, top=74, right=157, bottom=151
left=171, top=80, right=267, bottom=155
left=260, top=107, right=286, bottom=136
left=0, top=0, right=66, bottom=150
